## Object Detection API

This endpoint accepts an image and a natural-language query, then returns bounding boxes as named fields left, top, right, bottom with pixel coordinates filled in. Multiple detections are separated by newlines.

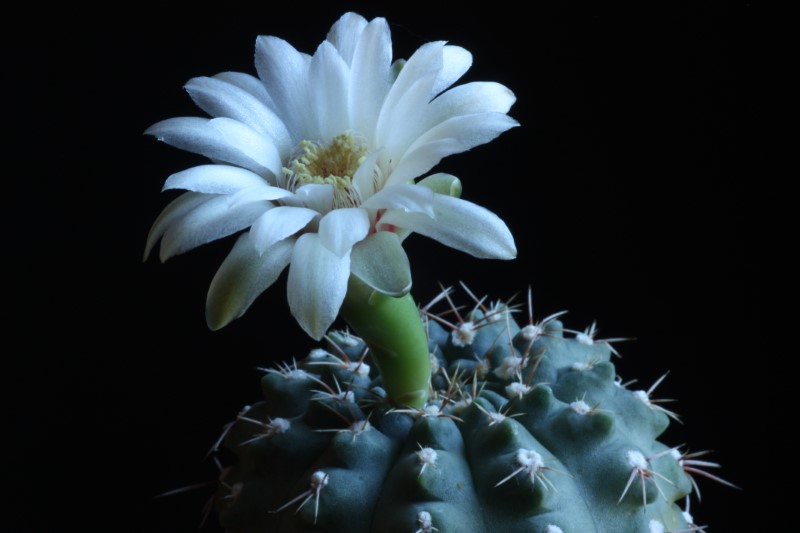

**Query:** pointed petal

left=160, top=195, right=268, bottom=262
left=287, top=233, right=350, bottom=339
left=383, top=41, right=444, bottom=108
left=326, top=12, right=368, bottom=65
left=254, top=35, right=311, bottom=137
left=348, top=17, right=392, bottom=139
left=184, top=76, right=292, bottom=156
left=212, top=71, right=274, bottom=109
left=308, top=41, right=350, bottom=142
left=446, top=80, right=515, bottom=113
left=351, top=149, right=382, bottom=201
left=387, top=113, right=519, bottom=186
left=377, top=194, right=516, bottom=259
left=145, top=117, right=276, bottom=177
left=292, top=183, right=334, bottom=214
left=144, top=192, right=210, bottom=261
left=207, top=118, right=283, bottom=176
left=376, top=41, right=443, bottom=152
left=424, top=81, right=516, bottom=134
left=226, top=184, right=293, bottom=208
left=250, top=206, right=317, bottom=255
left=163, top=164, right=289, bottom=197
left=206, top=233, right=294, bottom=330
left=378, top=74, right=439, bottom=161
left=350, top=231, right=411, bottom=296
left=433, top=45, right=472, bottom=95
left=318, top=208, right=369, bottom=257
left=360, top=183, right=435, bottom=217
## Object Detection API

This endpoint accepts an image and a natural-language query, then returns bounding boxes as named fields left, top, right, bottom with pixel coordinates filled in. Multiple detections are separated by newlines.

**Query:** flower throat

left=283, top=133, right=368, bottom=208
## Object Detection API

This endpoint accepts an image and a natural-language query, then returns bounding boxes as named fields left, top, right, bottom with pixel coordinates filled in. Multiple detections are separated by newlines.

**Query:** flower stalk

left=340, top=276, right=430, bottom=408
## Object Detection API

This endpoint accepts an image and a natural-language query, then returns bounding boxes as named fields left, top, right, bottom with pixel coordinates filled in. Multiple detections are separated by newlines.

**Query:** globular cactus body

left=215, top=299, right=699, bottom=533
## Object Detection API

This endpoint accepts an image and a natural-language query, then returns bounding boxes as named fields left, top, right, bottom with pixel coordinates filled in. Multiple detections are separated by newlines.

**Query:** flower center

left=283, top=133, right=368, bottom=208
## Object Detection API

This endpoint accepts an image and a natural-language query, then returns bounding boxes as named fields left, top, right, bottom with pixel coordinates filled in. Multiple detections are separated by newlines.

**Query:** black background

left=25, top=2, right=767, bottom=531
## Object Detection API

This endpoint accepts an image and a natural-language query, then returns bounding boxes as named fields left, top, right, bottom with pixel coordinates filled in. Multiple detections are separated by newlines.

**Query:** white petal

left=378, top=194, right=516, bottom=259
left=350, top=231, right=411, bottom=296
left=250, top=206, right=317, bottom=255
left=160, top=195, right=268, bottom=262
left=292, top=183, right=334, bottom=214
left=212, top=71, right=275, bottom=110
left=254, top=35, right=311, bottom=138
left=351, top=149, right=382, bottom=201
left=308, top=41, right=350, bottom=142
left=380, top=41, right=444, bottom=115
left=413, top=82, right=516, bottom=146
left=226, top=184, right=292, bottom=208
left=376, top=41, right=443, bottom=150
left=348, top=17, right=392, bottom=140
left=434, top=81, right=516, bottom=116
left=184, top=76, right=292, bottom=156
left=145, top=117, right=274, bottom=177
left=378, top=74, right=440, bottom=161
left=287, top=233, right=351, bottom=340
left=433, top=45, right=472, bottom=95
left=387, top=113, right=519, bottom=186
left=206, top=233, right=294, bottom=330
left=144, top=192, right=210, bottom=261
left=326, top=12, right=368, bottom=66
left=163, top=164, right=289, bottom=197
left=360, top=184, right=435, bottom=217
left=207, top=118, right=283, bottom=177
left=318, top=208, right=370, bottom=257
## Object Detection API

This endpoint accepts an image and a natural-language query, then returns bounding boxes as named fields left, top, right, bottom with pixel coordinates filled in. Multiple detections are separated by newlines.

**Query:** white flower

left=145, top=12, right=518, bottom=339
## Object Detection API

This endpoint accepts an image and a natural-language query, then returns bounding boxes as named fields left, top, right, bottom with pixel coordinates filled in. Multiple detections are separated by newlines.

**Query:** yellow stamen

left=283, top=134, right=368, bottom=208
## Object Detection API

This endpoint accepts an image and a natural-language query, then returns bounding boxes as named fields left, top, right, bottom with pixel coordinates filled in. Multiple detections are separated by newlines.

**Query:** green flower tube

left=340, top=276, right=430, bottom=408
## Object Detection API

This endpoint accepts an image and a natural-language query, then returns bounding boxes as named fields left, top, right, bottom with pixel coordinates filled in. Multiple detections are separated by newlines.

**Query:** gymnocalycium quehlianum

left=146, top=12, right=735, bottom=533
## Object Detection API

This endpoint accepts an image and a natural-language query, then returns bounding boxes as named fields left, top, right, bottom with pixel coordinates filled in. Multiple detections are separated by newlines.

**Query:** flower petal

left=250, top=206, right=317, bottom=255
left=376, top=41, right=443, bottom=153
left=144, top=192, right=210, bottom=261
left=318, top=208, right=370, bottom=257
left=433, top=45, right=472, bottom=95
left=145, top=117, right=275, bottom=177
left=163, top=164, right=290, bottom=198
left=326, top=12, right=368, bottom=66
left=206, top=233, right=294, bottom=330
left=386, top=113, right=519, bottom=186
left=160, top=194, right=268, bottom=262
left=207, top=118, right=283, bottom=177
left=212, top=71, right=275, bottom=109
left=378, top=193, right=516, bottom=259
left=378, top=74, right=440, bottom=163
left=421, top=82, right=517, bottom=140
left=348, top=17, right=392, bottom=140
left=384, top=41, right=444, bottom=105
left=287, top=233, right=351, bottom=339
left=184, top=76, right=292, bottom=156
left=360, top=183, right=435, bottom=217
left=254, top=35, right=311, bottom=138
left=351, top=149, right=383, bottom=201
left=292, top=183, right=334, bottom=214
left=350, top=231, right=411, bottom=297
left=308, top=41, right=350, bottom=142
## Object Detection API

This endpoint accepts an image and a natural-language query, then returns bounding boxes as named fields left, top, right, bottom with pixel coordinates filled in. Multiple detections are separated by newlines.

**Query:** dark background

left=26, top=2, right=767, bottom=531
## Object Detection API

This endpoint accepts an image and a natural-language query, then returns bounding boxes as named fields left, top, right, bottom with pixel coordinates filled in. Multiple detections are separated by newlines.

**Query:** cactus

left=143, top=12, right=733, bottom=532
left=210, top=288, right=716, bottom=533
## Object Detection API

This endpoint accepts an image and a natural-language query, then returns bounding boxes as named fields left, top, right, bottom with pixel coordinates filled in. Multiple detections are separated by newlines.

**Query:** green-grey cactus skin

left=215, top=302, right=701, bottom=533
